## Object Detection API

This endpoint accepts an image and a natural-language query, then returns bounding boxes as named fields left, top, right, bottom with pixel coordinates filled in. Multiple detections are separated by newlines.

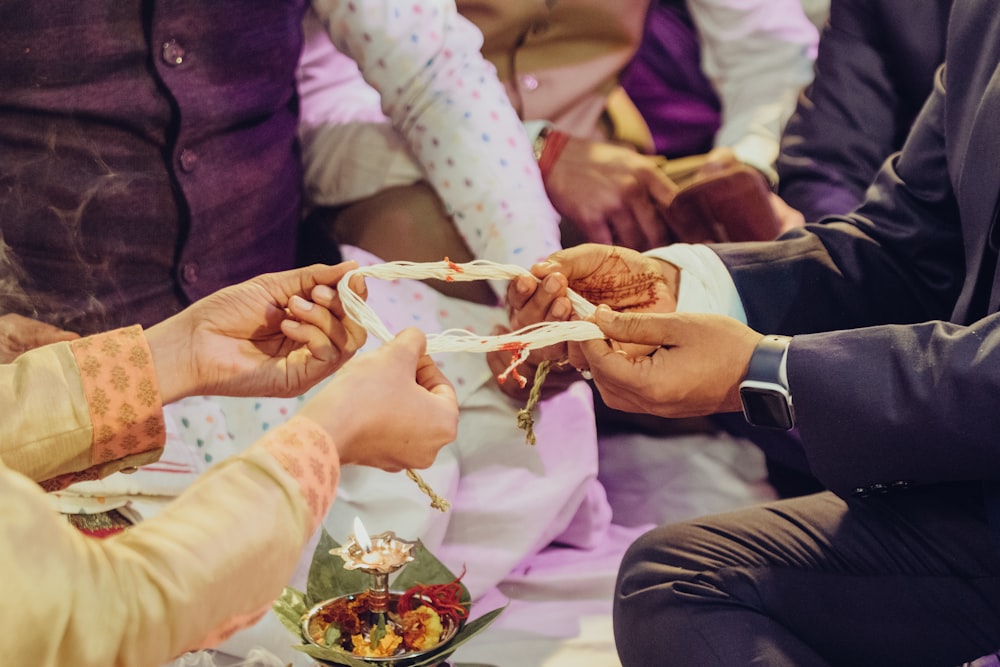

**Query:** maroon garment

left=0, top=1, right=308, bottom=333
left=620, top=1, right=720, bottom=159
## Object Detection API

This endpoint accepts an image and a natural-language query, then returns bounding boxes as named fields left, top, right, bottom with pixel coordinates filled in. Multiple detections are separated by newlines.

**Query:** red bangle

left=537, top=130, right=570, bottom=181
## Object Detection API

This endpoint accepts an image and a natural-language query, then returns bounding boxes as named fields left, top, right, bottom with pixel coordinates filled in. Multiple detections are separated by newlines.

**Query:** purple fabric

left=0, top=0, right=308, bottom=333
left=620, top=2, right=721, bottom=158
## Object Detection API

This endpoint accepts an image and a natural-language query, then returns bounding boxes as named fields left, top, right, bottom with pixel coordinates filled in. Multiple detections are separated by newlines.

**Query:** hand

left=299, top=327, right=458, bottom=472
left=578, top=306, right=763, bottom=418
left=490, top=244, right=680, bottom=390
left=544, top=136, right=677, bottom=250
left=770, top=193, right=806, bottom=234
left=486, top=272, right=581, bottom=400
left=533, top=243, right=679, bottom=316
left=0, top=313, right=79, bottom=363
left=146, top=263, right=368, bottom=403
left=692, top=146, right=741, bottom=180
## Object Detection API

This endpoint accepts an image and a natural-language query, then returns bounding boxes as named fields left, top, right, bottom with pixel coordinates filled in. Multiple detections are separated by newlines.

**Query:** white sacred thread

left=339, top=259, right=602, bottom=356
left=337, top=259, right=606, bottom=511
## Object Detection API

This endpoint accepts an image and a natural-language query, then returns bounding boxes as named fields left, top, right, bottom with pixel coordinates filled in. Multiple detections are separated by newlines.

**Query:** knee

left=613, top=523, right=718, bottom=665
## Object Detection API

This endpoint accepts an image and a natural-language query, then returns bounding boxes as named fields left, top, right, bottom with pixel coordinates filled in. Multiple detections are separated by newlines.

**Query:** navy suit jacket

left=777, top=0, right=953, bottom=221
left=712, top=0, right=1000, bottom=505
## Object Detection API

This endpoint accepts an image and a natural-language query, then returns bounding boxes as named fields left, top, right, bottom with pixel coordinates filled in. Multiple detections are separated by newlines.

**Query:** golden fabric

left=459, top=0, right=652, bottom=145
left=0, top=331, right=340, bottom=666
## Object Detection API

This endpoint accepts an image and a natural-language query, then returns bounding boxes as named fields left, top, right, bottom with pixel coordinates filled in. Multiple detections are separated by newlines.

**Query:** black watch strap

left=745, top=335, right=791, bottom=385
left=740, top=335, right=794, bottom=430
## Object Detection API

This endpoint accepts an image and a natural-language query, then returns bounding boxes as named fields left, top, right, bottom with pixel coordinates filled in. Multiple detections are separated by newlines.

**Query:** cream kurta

left=0, top=328, right=338, bottom=667
left=459, top=0, right=650, bottom=144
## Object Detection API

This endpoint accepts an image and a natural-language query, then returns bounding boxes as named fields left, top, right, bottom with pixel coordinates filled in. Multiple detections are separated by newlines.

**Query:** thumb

left=531, top=243, right=610, bottom=283
left=388, top=327, right=429, bottom=361
left=592, top=305, right=673, bottom=347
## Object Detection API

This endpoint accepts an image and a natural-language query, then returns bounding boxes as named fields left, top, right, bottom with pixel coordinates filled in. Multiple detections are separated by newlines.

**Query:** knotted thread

left=338, top=259, right=604, bottom=510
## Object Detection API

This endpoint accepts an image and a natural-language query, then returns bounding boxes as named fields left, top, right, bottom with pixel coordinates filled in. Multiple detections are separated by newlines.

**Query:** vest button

left=179, top=149, right=198, bottom=172
left=181, top=262, right=199, bottom=284
left=520, top=73, right=540, bottom=91
left=162, top=39, right=186, bottom=66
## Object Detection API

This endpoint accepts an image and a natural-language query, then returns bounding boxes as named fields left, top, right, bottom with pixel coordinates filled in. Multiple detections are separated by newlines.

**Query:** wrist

left=739, top=334, right=794, bottom=430
left=297, top=390, right=363, bottom=465
left=145, top=315, right=198, bottom=403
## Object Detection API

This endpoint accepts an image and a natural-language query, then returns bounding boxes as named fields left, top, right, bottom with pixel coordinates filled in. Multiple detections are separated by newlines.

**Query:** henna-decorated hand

left=531, top=244, right=680, bottom=364
left=486, top=272, right=583, bottom=401
left=532, top=243, right=678, bottom=314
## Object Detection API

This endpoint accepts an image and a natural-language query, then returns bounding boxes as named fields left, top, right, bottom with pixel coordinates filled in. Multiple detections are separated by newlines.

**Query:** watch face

left=740, top=386, right=794, bottom=430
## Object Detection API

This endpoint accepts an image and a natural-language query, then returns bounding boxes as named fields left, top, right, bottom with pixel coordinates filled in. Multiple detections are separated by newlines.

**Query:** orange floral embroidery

left=110, top=366, right=129, bottom=392
left=70, top=326, right=165, bottom=468
left=128, top=343, right=150, bottom=369
left=262, top=416, right=338, bottom=535
left=137, top=378, right=157, bottom=408
left=118, top=403, right=137, bottom=427
left=100, top=337, right=122, bottom=358
left=79, top=356, right=101, bottom=379
left=90, top=388, right=110, bottom=417
left=143, top=415, right=164, bottom=439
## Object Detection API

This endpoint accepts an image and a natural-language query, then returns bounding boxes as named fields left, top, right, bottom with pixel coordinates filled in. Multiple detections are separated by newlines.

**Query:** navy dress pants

left=614, top=487, right=1000, bottom=666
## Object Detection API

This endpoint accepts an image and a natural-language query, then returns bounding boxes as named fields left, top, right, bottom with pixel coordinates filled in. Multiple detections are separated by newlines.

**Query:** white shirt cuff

left=644, top=244, right=748, bottom=324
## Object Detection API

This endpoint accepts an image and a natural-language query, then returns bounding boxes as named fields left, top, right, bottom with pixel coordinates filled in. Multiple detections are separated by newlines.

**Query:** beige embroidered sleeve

left=0, top=326, right=165, bottom=490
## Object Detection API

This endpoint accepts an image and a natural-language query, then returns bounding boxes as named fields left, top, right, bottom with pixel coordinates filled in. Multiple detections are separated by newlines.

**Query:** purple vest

left=0, top=0, right=308, bottom=333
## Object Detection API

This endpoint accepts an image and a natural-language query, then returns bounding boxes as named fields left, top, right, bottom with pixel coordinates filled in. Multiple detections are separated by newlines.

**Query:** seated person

left=776, top=0, right=953, bottom=221
left=502, top=0, right=1000, bottom=648
left=0, top=1, right=609, bottom=656
left=465, top=0, right=818, bottom=249
left=716, top=0, right=953, bottom=496
left=241, top=4, right=629, bottom=615
left=2, top=263, right=458, bottom=666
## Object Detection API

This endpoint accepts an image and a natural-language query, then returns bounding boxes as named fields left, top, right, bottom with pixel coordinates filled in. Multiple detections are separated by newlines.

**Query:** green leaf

left=323, top=623, right=343, bottom=648
left=272, top=586, right=308, bottom=638
left=293, top=642, right=372, bottom=667
left=370, top=613, right=386, bottom=649
left=306, top=528, right=369, bottom=605
left=280, top=528, right=507, bottom=666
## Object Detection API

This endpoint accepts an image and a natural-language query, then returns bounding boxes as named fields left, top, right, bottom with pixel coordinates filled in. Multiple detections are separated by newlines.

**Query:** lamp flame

left=353, top=515, right=373, bottom=552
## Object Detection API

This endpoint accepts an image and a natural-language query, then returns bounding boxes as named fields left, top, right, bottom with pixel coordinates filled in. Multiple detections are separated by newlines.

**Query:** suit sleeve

left=776, top=0, right=904, bottom=220
left=776, top=0, right=950, bottom=222
left=713, top=61, right=995, bottom=497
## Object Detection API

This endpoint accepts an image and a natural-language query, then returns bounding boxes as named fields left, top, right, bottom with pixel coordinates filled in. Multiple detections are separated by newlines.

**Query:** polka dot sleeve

left=312, top=0, right=562, bottom=272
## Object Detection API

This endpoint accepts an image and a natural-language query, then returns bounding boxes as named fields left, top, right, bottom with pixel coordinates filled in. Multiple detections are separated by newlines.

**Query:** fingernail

left=313, top=284, right=335, bottom=302
left=595, top=305, right=613, bottom=322
left=283, top=319, right=300, bottom=328
left=291, top=295, right=314, bottom=311
left=516, top=276, right=532, bottom=294
left=543, top=275, right=561, bottom=294
left=551, top=301, right=569, bottom=318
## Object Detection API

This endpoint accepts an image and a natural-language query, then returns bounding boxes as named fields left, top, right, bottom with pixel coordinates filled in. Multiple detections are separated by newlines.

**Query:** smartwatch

left=739, top=335, right=794, bottom=430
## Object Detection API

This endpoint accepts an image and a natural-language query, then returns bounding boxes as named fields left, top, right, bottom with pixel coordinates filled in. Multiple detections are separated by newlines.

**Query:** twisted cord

left=337, top=259, right=603, bottom=511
